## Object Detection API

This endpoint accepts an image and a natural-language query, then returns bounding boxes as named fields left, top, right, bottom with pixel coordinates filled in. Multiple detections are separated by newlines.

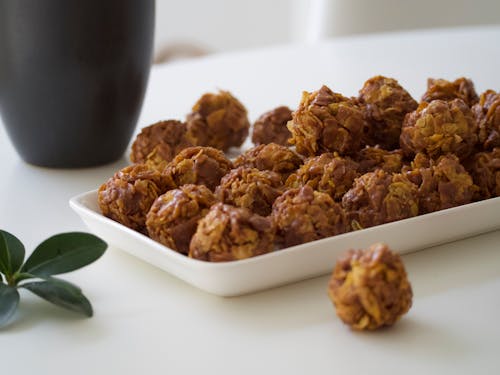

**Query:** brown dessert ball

left=98, top=164, right=164, bottom=233
left=464, top=148, right=500, bottom=200
left=355, top=146, right=404, bottom=174
left=342, top=169, right=419, bottom=230
left=472, top=90, right=500, bottom=150
left=358, top=75, right=418, bottom=150
left=400, top=99, right=478, bottom=161
left=287, top=85, right=365, bottom=157
left=130, top=120, right=193, bottom=168
left=328, top=243, right=413, bottom=331
left=189, top=203, right=275, bottom=262
left=233, top=143, right=303, bottom=180
left=185, top=90, right=250, bottom=151
left=421, top=77, right=479, bottom=107
left=271, top=185, right=347, bottom=248
left=251, top=106, right=293, bottom=146
left=146, top=184, right=217, bottom=254
left=285, top=153, right=359, bottom=201
left=215, top=167, right=283, bottom=216
left=164, top=146, right=233, bottom=191
left=405, top=153, right=476, bottom=214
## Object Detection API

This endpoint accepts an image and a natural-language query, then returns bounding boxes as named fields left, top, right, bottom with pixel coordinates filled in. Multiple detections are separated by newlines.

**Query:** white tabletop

left=1, top=26, right=500, bottom=374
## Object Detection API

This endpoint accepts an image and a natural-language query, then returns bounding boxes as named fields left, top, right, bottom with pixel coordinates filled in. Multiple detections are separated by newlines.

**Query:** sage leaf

left=0, top=230, right=25, bottom=276
left=0, top=283, right=20, bottom=327
left=23, top=232, right=106, bottom=277
left=21, top=277, right=93, bottom=317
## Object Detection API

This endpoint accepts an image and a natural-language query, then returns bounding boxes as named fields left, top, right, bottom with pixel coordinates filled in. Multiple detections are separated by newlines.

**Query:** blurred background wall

left=154, top=0, right=500, bottom=63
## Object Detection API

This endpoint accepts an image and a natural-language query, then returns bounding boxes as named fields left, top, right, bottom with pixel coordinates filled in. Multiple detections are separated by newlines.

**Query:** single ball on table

left=271, top=185, right=347, bottom=248
left=98, top=164, right=166, bottom=234
left=287, top=85, right=365, bottom=157
left=400, top=99, right=478, bottom=161
left=185, top=90, right=250, bottom=151
left=233, top=143, right=303, bottom=181
left=251, top=106, right=293, bottom=146
left=215, top=167, right=283, bottom=217
left=358, top=75, right=418, bottom=150
left=130, top=120, right=193, bottom=170
left=464, top=148, right=500, bottom=200
left=328, top=243, right=413, bottom=331
left=163, top=146, right=233, bottom=191
left=355, top=146, right=404, bottom=174
left=405, top=153, right=476, bottom=213
left=285, top=153, right=359, bottom=202
left=472, top=90, right=500, bottom=150
left=421, top=77, right=479, bottom=107
left=342, top=169, right=419, bottom=230
left=189, top=203, right=275, bottom=262
left=146, top=184, right=217, bottom=255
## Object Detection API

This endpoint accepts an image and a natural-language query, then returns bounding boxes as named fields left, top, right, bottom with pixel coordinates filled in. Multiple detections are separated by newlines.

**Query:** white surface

left=1, top=26, right=500, bottom=374
left=71, top=190, right=500, bottom=296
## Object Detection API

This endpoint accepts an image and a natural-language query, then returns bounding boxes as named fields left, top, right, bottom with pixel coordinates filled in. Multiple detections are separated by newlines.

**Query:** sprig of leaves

left=0, top=230, right=107, bottom=327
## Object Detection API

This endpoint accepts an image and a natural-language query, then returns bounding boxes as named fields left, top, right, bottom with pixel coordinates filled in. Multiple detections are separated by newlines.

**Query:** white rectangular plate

left=70, top=191, right=500, bottom=296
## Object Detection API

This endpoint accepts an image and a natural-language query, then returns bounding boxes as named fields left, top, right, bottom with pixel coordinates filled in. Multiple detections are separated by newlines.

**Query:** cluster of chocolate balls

left=98, top=77, right=499, bottom=263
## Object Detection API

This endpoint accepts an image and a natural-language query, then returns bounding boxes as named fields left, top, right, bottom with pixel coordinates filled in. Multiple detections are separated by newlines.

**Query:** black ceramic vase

left=0, top=0, right=155, bottom=167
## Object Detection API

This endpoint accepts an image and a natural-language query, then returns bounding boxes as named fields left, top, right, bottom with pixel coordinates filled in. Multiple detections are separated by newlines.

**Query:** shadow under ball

left=0, top=0, right=155, bottom=168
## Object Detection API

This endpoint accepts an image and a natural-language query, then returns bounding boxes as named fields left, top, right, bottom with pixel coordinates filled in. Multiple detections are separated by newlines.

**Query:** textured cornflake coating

left=98, top=164, right=164, bottom=233
left=400, top=99, right=478, bottom=161
left=405, top=153, right=476, bottom=213
left=271, top=185, right=347, bottom=248
left=215, top=167, right=284, bottom=216
left=472, top=90, right=500, bottom=151
left=342, top=169, right=419, bottom=230
left=421, top=77, right=479, bottom=106
left=287, top=85, right=365, bottom=157
left=189, top=203, right=275, bottom=262
left=130, top=120, right=193, bottom=169
left=328, top=243, right=413, bottom=331
left=163, top=146, right=233, bottom=191
left=355, top=146, right=404, bottom=174
left=234, top=143, right=303, bottom=180
left=146, top=184, right=217, bottom=254
left=185, top=90, right=250, bottom=151
left=358, top=75, right=418, bottom=150
left=464, top=148, right=500, bottom=200
left=251, top=106, right=293, bottom=146
left=285, top=153, right=359, bottom=201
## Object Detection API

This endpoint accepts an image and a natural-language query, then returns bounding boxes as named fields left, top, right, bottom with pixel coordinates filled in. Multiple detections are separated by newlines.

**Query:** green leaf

left=22, top=232, right=107, bottom=277
left=21, top=277, right=93, bottom=317
left=0, top=230, right=25, bottom=276
left=0, top=282, right=20, bottom=327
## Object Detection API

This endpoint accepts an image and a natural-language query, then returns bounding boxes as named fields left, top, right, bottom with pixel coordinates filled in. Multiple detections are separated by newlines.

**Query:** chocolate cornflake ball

left=233, top=143, right=303, bottom=180
left=146, top=184, right=216, bottom=254
left=287, top=85, right=365, bottom=157
left=271, top=185, right=347, bottom=248
left=215, top=167, right=283, bottom=216
left=421, top=77, right=479, bottom=107
left=342, top=169, right=419, bottom=230
left=130, top=120, right=193, bottom=167
left=355, top=146, right=404, bottom=174
left=405, top=153, right=475, bottom=214
left=285, top=153, right=359, bottom=201
left=251, top=106, right=293, bottom=146
left=464, top=148, right=500, bottom=200
left=189, top=203, right=275, bottom=262
left=328, top=243, right=413, bottom=331
left=358, top=76, right=418, bottom=150
left=400, top=99, right=478, bottom=161
left=472, top=90, right=500, bottom=150
left=164, top=146, right=233, bottom=191
left=185, top=90, right=250, bottom=151
left=98, top=164, right=164, bottom=233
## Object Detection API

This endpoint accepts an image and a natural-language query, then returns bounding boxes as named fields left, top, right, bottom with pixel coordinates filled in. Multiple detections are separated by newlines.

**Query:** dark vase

left=0, top=0, right=155, bottom=168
